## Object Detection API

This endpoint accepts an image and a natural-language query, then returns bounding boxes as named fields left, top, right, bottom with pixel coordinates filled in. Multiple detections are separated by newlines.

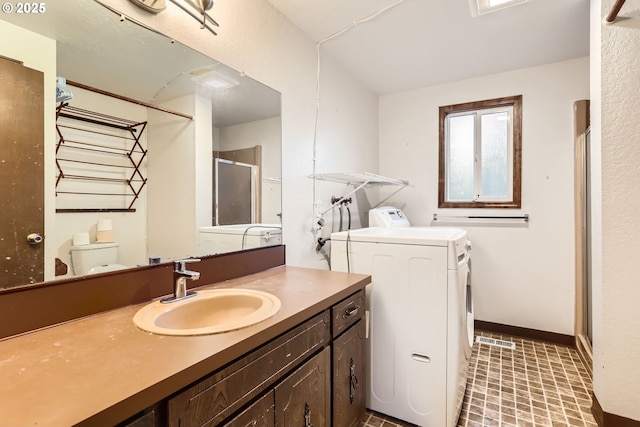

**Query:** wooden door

left=275, top=347, right=330, bottom=427
left=0, top=57, right=45, bottom=288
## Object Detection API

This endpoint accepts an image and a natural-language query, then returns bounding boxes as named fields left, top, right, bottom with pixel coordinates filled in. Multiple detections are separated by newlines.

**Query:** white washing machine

left=331, top=207, right=474, bottom=427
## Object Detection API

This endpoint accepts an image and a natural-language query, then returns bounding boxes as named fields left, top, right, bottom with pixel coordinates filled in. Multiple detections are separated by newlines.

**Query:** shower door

left=573, top=99, right=592, bottom=372
left=583, top=129, right=593, bottom=345
left=212, top=147, right=262, bottom=226
left=213, top=158, right=257, bottom=225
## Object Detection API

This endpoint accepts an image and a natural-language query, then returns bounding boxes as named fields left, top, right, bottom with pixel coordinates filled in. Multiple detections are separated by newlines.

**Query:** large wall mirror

left=0, top=0, right=282, bottom=289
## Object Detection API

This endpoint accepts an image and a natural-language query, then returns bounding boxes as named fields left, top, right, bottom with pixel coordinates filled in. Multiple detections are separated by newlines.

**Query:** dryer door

left=448, top=261, right=472, bottom=427
left=464, top=267, right=474, bottom=360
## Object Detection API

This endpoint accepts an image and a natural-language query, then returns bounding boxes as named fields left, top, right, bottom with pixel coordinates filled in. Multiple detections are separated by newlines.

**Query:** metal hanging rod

left=57, top=139, right=144, bottom=156
left=56, top=158, right=138, bottom=169
left=606, top=0, right=627, bottom=23
left=66, top=80, right=193, bottom=120
left=57, top=124, right=139, bottom=141
left=55, top=175, right=144, bottom=184
left=433, top=213, right=529, bottom=222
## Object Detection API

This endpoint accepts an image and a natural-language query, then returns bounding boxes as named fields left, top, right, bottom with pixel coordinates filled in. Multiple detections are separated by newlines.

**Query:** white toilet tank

left=70, top=242, right=127, bottom=275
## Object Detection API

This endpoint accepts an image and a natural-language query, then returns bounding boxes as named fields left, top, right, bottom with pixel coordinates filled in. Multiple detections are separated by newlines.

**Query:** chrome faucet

left=161, top=258, right=201, bottom=303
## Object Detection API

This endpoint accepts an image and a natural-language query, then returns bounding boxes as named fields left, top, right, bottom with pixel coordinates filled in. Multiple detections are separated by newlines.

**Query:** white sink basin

left=133, top=288, right=281, bottom=336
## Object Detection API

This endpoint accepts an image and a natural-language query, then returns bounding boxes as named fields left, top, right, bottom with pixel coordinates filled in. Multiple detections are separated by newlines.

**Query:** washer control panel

left=368, top=206, right=411, bottom=228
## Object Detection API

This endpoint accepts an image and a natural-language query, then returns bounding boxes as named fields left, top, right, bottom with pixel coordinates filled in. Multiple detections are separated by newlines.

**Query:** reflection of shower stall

left=214, top=158, right=257, bottom=225
left=213, top=146, right=262, bottom=226
left=574, top=100, right=592, bottom=374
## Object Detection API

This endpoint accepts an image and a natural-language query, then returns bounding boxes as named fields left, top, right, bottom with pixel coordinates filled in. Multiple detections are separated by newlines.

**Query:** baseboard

left=592, top=392, right=640, bottom=427
left=474, top=320, right=575, bottom=347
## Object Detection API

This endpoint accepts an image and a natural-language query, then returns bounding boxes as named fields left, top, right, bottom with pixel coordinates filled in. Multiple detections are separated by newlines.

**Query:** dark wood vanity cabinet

left=162, top=290, right=365, bottom=427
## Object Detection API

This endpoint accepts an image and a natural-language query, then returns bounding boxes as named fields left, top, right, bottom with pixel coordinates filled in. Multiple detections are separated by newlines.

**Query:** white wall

left=0, top=20, right=56, bottom=281
left=379, top=57, right=590, bottom=335
left=592, top=0, right=640, bottom=421
left=195, top=94, right=213, bottom=230
left=147, top=94, right=198, bottom=261
left=99, top=0, right=380, bottom=270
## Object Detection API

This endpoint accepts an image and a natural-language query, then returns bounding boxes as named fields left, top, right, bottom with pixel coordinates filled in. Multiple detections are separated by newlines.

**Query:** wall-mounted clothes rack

left=433, top=213, right=529, bottom=222
left=55, top=103, right=148, bottom=212
left=310, top=171, right=410, bottom=216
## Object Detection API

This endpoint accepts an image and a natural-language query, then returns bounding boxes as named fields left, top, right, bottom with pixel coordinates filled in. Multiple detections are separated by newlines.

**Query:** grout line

left=497, top=344, right=503, bottom=426
left=536, top=339, right=555, bottom=426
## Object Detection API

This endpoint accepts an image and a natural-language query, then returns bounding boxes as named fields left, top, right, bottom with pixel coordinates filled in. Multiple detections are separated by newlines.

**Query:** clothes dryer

left=331, top=207, right=474, bottom=427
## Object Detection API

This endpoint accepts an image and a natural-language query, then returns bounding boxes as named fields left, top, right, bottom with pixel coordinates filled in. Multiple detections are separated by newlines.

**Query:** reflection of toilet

left=70, top=242, right=128, bottom=275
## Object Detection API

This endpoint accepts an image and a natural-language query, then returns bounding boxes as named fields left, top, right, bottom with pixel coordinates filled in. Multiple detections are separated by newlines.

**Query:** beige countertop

left=0, top=266, right=370, bottom=427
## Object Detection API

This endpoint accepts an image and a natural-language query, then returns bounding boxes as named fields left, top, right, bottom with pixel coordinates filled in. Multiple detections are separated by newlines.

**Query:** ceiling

left=266, top=0, right=590, bottom=94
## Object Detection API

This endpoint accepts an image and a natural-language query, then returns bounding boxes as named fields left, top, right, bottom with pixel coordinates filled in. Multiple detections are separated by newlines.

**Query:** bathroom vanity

left=0, top=265, right=369, bottom=427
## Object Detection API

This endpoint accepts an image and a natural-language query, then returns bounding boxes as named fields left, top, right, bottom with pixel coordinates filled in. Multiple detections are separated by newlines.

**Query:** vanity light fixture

left=129, top=0, right=219, bottom=35
left=168, top=0, right=219, bottom=35
left=469, top=0, right=527, bottom=16
left=129, top=0, right=166, bottom=14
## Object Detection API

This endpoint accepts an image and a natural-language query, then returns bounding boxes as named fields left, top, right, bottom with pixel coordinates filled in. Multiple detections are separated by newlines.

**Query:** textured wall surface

left=594, top=0, right=640, bottom=421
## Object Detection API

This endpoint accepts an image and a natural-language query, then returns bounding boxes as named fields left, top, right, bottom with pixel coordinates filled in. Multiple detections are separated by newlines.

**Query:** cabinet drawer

left=331, top=290, right=364, bottom=337
left=168, top=312, right=330, bottom=427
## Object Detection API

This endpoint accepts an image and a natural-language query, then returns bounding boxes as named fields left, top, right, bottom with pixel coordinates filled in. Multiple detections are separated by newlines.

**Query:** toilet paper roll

left=96, top=230, right=115, bottom=243
left=72, top=232, right=90, bottom=246
left=97, top=219, right=113, bottom=231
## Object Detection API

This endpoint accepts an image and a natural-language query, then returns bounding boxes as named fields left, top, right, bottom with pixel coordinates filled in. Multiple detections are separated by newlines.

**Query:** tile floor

left=360, top=331, right=597, bottom=427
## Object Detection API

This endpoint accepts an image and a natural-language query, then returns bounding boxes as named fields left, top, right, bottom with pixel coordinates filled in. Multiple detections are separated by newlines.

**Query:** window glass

left=447, top=114, right=475, bottom=201
left=480, top=111, right=509, bottom=198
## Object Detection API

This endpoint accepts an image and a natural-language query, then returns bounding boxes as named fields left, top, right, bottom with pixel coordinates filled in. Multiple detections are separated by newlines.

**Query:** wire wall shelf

left=55, top=103, right=148, bottom=212
left=310, top=171, right=410, bottom=215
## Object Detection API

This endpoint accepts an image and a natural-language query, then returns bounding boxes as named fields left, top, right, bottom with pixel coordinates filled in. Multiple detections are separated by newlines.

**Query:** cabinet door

left=274, top=347, right=330, bottom=426
left=333, top=320, right=366, bottom=427
left=222, top=390, right=274, bottom=427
